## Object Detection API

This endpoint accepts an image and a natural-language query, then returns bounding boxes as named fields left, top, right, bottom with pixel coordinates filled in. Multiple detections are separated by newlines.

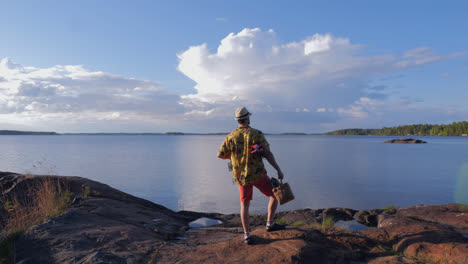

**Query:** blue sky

left=0, top=1, right=467, bottom=133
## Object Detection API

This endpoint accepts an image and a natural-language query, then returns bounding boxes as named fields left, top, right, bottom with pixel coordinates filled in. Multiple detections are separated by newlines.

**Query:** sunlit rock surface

left=1, top=172, right=467, bottom=263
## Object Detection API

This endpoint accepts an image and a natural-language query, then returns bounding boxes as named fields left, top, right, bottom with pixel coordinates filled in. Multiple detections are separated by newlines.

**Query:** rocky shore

left=1, top=172, right=467, bottom=264
left=384, top=138, right=427, bottom=144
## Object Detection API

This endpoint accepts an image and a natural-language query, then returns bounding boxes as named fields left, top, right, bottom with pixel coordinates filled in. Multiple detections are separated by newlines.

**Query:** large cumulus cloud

left=177, top=28, right=466, bottom=131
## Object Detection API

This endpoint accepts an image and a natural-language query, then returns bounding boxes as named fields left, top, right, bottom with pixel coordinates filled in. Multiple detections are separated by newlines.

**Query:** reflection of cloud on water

left=167, top=135, right=468, bottom=214
left=173, top=136, right=240, bottom=213
left=454, top=163, right=468, bottom=204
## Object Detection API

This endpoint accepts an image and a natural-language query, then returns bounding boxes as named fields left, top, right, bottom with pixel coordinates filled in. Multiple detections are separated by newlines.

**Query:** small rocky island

left=1, top=172, right=467, bottom=263
left=384, top=138, right=427, bottom=144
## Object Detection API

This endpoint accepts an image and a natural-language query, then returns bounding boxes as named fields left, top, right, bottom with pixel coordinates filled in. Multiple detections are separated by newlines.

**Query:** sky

left=0, top=0, right=467, bottom=133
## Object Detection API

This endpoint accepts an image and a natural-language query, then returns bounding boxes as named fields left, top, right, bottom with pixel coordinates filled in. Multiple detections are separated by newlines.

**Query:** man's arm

left=263, top=145, right=284, bottom=180
left=218, top=137, right=231, bottom=159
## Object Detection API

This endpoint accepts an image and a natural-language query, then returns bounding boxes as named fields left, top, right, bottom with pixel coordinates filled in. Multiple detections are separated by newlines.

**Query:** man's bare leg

left=240, top=200, right=250, bottom=233
left=267, top=196, right=278, bottom=221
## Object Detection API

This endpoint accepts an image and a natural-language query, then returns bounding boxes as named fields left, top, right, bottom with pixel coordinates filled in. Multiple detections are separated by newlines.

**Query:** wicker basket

left=272, top=180, right=295, bottom=205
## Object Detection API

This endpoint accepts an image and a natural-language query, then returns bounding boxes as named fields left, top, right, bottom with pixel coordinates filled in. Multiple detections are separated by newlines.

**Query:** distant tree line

left=326, top=121, right=468, bottom=136
left=0, top=130, right=58, bottom=135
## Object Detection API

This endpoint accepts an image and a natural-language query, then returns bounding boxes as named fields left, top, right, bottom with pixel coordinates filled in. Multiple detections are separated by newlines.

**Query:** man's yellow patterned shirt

left=218, top=126, right=269, bottom=186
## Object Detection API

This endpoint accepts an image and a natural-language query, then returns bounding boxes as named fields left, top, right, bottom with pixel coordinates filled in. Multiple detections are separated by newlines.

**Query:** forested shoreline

left=326, top=121, right=468, bottom=136
left=0, top=130, right=58, bottom=135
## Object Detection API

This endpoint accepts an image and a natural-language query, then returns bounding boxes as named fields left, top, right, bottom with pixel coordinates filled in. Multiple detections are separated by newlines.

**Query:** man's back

left=219, top=126, right=269, bottom=186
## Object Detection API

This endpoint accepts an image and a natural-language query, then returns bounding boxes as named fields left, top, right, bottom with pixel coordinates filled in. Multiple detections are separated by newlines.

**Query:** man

left=217, top=107, right=286, bottom=245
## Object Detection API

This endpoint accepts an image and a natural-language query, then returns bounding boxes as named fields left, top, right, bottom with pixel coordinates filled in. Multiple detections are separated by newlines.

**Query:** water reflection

left=334, top=220, right=372, bottom=231
left=455, top=163, right=468, bottom=204
left=0, top=135, right=466, bottom=214
left=189, top=217, right=223, bottom=228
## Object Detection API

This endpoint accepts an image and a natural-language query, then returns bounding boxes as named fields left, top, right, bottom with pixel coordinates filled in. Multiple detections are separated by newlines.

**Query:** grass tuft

left=291, top=221, right=304, bottom=226
left=4, top=177, right=72, bottom=231
left=456, top=203, right=468, bottom=212
left=382, top=205, right=398, bottom=211
left=0, top=176, right=73, bottom=263
left=321, top=216, right=334, bottom=229
left=274, top=218, right=287, bottom=225
left=57, top=191, right=73, bottom=216
left=2, top=201, right=14, bottom=212
left=82, top=185, right=90, bottom=199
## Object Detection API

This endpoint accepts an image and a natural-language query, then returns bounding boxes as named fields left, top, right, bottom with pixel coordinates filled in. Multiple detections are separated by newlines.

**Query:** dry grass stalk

left=1, top=176, right=72, bottom=264
left=3, top=176, right=72, bottom=234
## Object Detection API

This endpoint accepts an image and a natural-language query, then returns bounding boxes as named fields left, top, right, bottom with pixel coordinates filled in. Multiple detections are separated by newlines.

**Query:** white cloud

left=336, top=97, right=385, bottom=119
left=337, top=105, right=367, bottom=119
left=184, top=108, right=215, bottom=117
left=177, top=28, right=464, bottom=122
left=0, top=57, right=184, bottom=130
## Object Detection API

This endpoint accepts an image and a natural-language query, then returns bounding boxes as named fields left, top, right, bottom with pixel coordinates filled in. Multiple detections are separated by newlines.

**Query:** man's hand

left=217, top=151, right=230, bottom=159
left=278, top=170, right=284, bottom=180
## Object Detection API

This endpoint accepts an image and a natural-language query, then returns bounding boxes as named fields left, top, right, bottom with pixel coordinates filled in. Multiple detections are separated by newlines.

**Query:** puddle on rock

left=334, top=220, right=373, bottom=231
left=189, top=217, right=223, bottom=228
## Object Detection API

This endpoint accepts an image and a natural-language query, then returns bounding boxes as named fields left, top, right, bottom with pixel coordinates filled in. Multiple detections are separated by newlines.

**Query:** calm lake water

left=0, top=135, right=467, bottom=214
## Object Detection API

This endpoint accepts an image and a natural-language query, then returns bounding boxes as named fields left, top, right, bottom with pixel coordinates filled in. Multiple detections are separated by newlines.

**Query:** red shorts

left=238, top=174, right=274, bottom=203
